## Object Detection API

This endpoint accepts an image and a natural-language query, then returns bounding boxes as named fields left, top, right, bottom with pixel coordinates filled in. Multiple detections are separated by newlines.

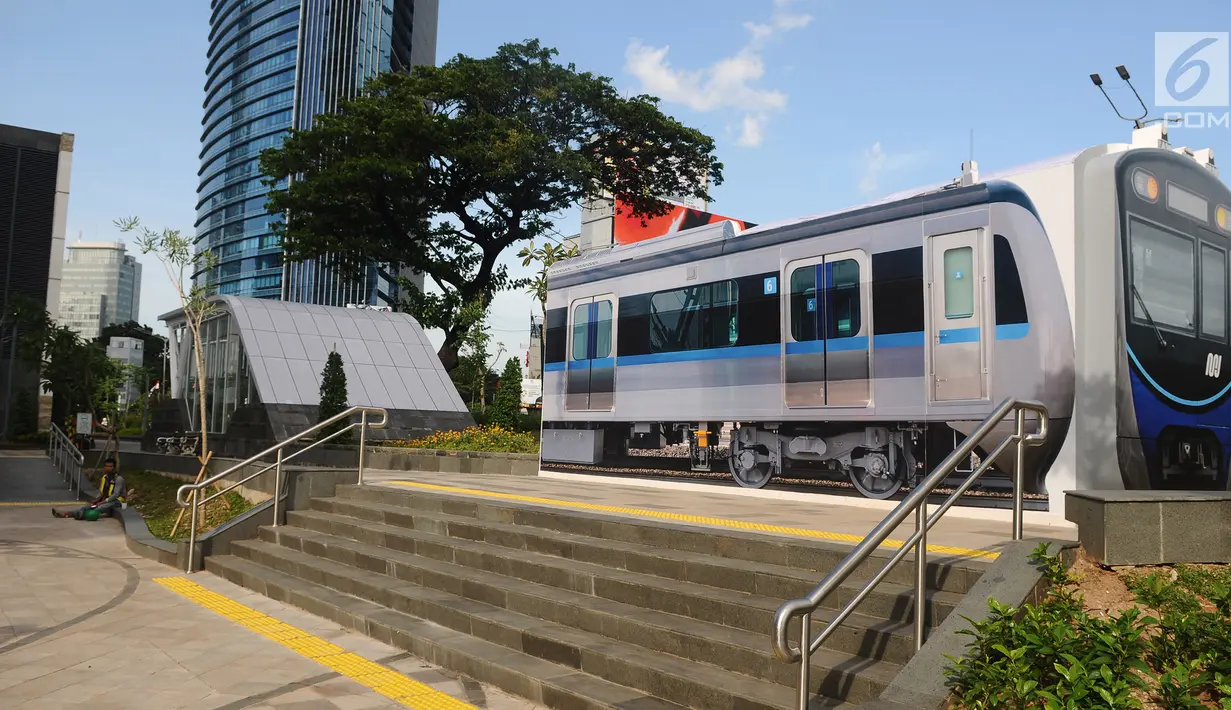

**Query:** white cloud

left=736, top=113, right=769, bottom=147
left=859, top=141, right=888, bottom=196
left=858, top=141, right=933, bottom=197
left=624, top=0, right=812, bottom=148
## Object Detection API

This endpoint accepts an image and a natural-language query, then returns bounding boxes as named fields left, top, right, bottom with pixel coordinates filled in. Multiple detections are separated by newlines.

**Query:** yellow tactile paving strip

left=154, top=577, right=478, bottom=710
left=385, top=481, right=1000, bottom=561
left=0, top=501, right=81, bottom=507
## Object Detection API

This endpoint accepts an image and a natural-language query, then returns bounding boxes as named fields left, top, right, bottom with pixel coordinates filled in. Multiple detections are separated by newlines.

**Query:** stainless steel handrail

left=48, top=423, right=85, bottom=497
left=175, top=405, right=388, bottom=573
left=772, top=398, right=1050, bottom=710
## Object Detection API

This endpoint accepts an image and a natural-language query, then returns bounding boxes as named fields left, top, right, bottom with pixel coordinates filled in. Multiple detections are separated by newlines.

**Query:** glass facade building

left=196, top=0, right=437, bottom=305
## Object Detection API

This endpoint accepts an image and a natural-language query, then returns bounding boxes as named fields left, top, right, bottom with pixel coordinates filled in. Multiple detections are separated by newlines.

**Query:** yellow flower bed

left=389, top=425, right=539, bottom=454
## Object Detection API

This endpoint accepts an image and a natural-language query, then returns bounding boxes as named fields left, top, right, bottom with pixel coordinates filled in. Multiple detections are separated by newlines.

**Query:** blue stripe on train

left=541, top=323, right=1029, bottom=370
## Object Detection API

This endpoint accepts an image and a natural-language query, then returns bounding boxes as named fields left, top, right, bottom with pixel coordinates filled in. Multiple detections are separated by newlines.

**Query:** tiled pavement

left=0, top=452, right=540, bottom=710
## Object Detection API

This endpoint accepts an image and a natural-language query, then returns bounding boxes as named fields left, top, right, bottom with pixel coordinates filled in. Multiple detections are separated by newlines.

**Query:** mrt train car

left=540, top=124, right=1227, bottom=513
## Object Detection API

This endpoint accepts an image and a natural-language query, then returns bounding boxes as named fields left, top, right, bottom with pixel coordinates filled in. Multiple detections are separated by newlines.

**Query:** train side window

left=544, top=307, right=568, bottom=363
left=789, top=265, right=818, bottom=341
left=594, top=300, right=614, bottom=357
left=1201, top=244, right=1227, bottom=341
left=827, top=259, right=861, bottom=338
left=943, top=246, right=975, bottom=319
left=571, top=303, right=589, bottom=360
left=648, top=280, right=739, bottom=352
left=711, top=280, right=739, bottom=347
left=993, top=235, right=1028, bottom=325
left=871, top=247, right=924, bottom=335
left=651, top=286, right=701, bottom=352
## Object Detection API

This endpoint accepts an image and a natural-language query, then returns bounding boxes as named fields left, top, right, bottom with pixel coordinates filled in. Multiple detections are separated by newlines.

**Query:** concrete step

left=334, top=484, right=987, bottom=595
left=221, top=539, right=893, bottom=707
left=205, top=554, right=701, bottom=710
left=292, top=504, right=962, bottom=628
left=254, top=522, right=915, bottom=674
left=311, top=496, right=949, bottom=605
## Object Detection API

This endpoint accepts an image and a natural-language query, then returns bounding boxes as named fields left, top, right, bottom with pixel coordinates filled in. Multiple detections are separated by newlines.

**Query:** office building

left=0, top=123, right=73, bottom=438
left=106, top=336, right=145, bottom=410
left=58, top=241, right=143, bottom=341
left=197, top=0, right=438, bottom=308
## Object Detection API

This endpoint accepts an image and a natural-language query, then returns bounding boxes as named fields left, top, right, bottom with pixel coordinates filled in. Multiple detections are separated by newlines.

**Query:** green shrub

left=488, top=358, right=523, bottom=430
left=387, top=425, right=539, bottom=454
left=10, top=388, right=37, bottom=438
left=945, top=543, right=1231, bottom=709
left=318, top=349, right=353, bottom=444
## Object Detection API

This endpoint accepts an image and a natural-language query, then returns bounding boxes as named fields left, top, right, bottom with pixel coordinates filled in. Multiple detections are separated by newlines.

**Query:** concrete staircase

left=206, top=483, right=988, bottom=710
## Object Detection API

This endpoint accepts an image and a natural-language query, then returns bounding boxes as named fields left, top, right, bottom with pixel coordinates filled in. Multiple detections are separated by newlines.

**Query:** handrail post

left=1013, top=407, right=1026, bottom=541
left=357, top=410, right=368, bottom=486
left=187, top=489, right=199, bottom=573
left=272, top=448, right=284, bottom=528
left=914, top=500, right=927, bottom=650
left=797, top=612, right=811, bottom=710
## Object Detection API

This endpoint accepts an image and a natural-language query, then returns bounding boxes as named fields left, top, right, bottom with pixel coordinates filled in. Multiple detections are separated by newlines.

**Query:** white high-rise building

left=58, top=241, right=142, bottom=340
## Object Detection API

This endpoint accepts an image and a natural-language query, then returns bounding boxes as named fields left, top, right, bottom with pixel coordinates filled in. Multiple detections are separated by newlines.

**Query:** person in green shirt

left=53, top=458, right=126, bottom=520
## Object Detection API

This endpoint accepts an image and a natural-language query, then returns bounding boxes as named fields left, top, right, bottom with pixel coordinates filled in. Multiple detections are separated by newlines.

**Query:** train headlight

left=1218, top=205, right=1230, bottom=233
left=1133, top=169, right=1160, bottom=202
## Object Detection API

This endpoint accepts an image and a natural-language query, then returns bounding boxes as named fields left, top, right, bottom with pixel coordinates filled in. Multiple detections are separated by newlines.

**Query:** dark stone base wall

left=142, top=400, right=475, bottom=460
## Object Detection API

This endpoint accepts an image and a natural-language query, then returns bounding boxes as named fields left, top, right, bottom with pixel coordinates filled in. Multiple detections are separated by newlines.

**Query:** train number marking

left=1205, top=352, right=1223, bottom=378
left=763, top=276, right=778, bottom=295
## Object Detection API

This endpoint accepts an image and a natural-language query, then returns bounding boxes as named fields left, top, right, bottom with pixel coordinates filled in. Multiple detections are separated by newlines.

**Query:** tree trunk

left=437, top=340, right=460, bottom=374
left=192, top=323, right=209, bottom=458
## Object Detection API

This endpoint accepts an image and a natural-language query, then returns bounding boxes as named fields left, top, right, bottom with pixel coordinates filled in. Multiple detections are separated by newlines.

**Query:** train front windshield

left=1120, top=153, right=1231, bottom=360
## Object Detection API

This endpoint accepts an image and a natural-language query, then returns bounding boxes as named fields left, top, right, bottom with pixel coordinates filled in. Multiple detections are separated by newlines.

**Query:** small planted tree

left=318, top=348, right=352, bottom=444
left=489, top=357, right=524, bottom=430
left=118, top=216, right=220, bottom=536
left=118, top=217, right=217, bottom=458
left=517, top=240, right=579, bottom=322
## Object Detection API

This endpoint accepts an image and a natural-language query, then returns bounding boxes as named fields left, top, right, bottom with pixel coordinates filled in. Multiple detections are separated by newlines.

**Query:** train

left=539, top=123, right=1228, bottom=513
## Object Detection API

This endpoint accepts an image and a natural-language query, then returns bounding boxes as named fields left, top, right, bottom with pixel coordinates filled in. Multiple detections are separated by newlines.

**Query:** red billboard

left=612, top=199, right=756, bottom=246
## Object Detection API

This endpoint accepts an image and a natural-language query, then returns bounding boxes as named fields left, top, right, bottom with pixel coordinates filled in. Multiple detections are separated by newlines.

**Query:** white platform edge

left=537, top=469, right=1077, bottom=531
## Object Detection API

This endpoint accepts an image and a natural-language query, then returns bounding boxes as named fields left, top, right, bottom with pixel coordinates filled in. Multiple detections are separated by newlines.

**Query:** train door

left=784, top=250, right=871, bottom=407
left=565, top=295, right=616, bottom=411
left=926, top=229, right=988, bottom=402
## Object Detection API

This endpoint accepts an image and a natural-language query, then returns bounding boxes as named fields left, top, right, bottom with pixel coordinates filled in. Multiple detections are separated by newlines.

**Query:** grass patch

left=84, top=468, right=254, bottom=542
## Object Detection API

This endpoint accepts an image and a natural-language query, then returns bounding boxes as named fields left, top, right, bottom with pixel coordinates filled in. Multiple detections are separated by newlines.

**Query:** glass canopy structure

left=160, top=295, right=468, bottom=439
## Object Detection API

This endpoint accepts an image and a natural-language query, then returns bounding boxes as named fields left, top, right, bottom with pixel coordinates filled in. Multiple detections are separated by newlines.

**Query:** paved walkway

left=0, top=451, right=539, bottom=710
left=363, top=470, right=1077, bottom=561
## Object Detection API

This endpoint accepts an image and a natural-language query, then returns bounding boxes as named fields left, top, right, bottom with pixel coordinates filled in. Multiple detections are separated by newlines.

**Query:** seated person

left=53, top=458, right=126, bottom=519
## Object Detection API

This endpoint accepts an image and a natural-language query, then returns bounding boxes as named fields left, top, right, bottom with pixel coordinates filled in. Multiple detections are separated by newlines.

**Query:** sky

left=2, top=0, right=1229, bottom=373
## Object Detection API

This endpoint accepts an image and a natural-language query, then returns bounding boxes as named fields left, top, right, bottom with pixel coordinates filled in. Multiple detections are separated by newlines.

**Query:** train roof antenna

left=1089, top=65, right=1178, bottom=129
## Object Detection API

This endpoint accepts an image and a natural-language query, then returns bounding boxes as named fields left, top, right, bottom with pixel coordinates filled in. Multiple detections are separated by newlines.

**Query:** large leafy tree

left=260, top=39, right=723, bottom=371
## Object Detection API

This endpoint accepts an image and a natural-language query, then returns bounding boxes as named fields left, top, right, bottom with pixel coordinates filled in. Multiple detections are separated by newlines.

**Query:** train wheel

left=730, top=447, right=775, bottom=489
left=848, top=450, right=904, bottom=499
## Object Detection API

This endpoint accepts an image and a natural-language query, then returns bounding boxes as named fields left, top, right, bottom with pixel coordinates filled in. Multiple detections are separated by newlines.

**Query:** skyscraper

left=197, top=0, right=438, bottom=306
left=0, top=123, right=74, bottom=438
left=58, top=241, right=143, bottom=340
